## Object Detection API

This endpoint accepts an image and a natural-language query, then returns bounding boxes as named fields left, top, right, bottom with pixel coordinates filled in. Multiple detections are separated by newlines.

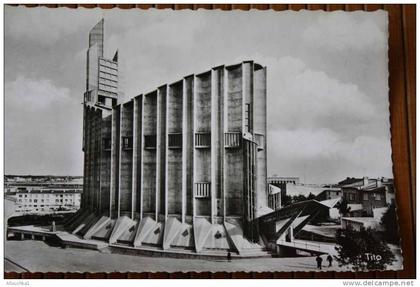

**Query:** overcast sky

left=5, top=7, right=392, bottom=183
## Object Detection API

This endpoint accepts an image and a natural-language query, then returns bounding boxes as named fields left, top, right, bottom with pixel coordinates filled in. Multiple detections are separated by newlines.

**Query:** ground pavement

left=5, top=240, right=402, bottom=273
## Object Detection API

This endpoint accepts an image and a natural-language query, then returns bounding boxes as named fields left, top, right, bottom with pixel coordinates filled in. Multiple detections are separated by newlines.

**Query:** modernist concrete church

left=65, top=19, right=333, bottom=257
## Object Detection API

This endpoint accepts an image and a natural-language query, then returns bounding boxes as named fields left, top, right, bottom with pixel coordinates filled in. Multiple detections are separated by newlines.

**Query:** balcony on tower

left=144, top=134, right=157, bottom=150
left=168, top=133, right=182, bottom=149
left=194, top=182, right=211, bottom=198
left=224, top=132, right=241, bottom=148
left=194, top=132, right=211, bottom=148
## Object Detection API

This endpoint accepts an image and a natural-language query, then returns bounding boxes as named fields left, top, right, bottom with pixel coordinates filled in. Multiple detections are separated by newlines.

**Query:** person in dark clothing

left=327, top=254, right=333, bottom=267
left=316, top=255, right=323, bottom=270
left=227, top=251, right=232, bottom=262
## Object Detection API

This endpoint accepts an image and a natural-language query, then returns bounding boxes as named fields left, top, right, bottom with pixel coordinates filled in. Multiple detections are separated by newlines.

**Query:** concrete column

left=118, top=106, right=123, bottom=218
left=181, top=79, right=188, bottom=223
left=132, top=98, right=139, bottom=219
left=182, top=77, right=194, bottom=223
left=156, top=86, right=167, bottom=221
left=156, top=91, right=161, bottom=221
left=110, top=107, right=120, bottom=218
left=192, top=76, right=197, bottom=220
left=139, top=96, right=145, bottom=220
left=210, top=68, right=222, bottom=224
left=222, top=68, right=229, bottom=220
left=164, top=87, right=169, bottom=221
left=20, top=233, right=24, bottom=240
left=96, top=111, right=102, bottom=213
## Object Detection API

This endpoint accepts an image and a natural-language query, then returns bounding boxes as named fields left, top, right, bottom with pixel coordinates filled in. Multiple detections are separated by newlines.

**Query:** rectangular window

left=102, top=138, right=111, bottom=151
left=144, top=135, right=157, bottom=149
left=122, top=136, right=133, bottom=150
left=195, top=133, right=211, bottom=148
left=224, top=132, right=241, bottom=148
left=245, top=103, right=251, bottom=132
left=168, top=133, right=182, bottom=149
left=363, top=193, right=368, bottom=200
left=194, top=182, right=211, bottom=198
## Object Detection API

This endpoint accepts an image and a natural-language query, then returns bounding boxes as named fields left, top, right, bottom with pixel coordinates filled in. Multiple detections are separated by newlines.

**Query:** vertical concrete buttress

left=132, top=99, right=138, bottom=219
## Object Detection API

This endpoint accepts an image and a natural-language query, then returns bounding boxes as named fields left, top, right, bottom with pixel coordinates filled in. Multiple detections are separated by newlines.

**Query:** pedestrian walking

left=227, top=251, right=232, bottom=262
left=316, top=255, right=323, bottom=270
left=327, top=254, right=333, bottom=267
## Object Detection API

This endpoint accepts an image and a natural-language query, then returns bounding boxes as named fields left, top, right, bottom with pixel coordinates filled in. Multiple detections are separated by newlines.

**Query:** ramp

left=277, top=239, right=337, bottom=255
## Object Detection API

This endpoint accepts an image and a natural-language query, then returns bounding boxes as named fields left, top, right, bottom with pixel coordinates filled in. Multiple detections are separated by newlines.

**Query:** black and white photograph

left=4, top=5, right=404, bottom=274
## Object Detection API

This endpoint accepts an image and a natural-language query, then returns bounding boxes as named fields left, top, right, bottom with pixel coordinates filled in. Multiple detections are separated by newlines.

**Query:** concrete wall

left=142, top=92, right=157, bottom=216
left=194, top=73, right=212, bottom=217
left=84, top=62, right=267, bottom=242
left=183, top=76, right=194, bottom=220
left=100, top=114, right=112, bottom=214
left=157, top=86, right=167, bottom=218
left=254, top=66, right=268, bottom=216
left=167, top=82, right=183, bottom=215
left=224, top=65, right=243, bottom=216
left=110, top=107, right=120, bottom=217
left=133, top=96, right=142, bottom=217
left=226, top=65, right=242, bottom=132
left=119, top=102, right=134, bottom=215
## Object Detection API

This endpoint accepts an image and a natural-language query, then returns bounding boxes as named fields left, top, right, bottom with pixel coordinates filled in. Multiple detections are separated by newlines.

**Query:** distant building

left=267, top=176, right=300, bottom=201
left=341, top=217, right=384, bottom=232
left=268, top=184, right=282, bottom=210
left=341, top=177, right=392, bottom=216
left=9, top=188, right=81, bottom=215
left=4, top=177, right=83, bottom=216
left=316, top=189, right=342, bottom=201
left=268, top=176, right=300, bottom=188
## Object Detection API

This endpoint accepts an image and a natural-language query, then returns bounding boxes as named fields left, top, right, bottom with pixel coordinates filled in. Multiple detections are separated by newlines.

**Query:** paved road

left=4, top=240, right=403, bottom=273
left=4, top=257, right=30, bottom=272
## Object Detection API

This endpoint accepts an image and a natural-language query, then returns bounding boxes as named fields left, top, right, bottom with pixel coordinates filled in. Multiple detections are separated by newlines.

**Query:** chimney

left=363, top=176, right=369, bottom=187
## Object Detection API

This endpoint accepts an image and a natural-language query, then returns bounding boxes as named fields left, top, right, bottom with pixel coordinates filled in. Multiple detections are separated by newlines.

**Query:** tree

left=336, top=198, right=351, bottom=217
left=292, top=194, right=308, bottom=203
left=282, top=194, right=293, bottom=206
left=335, top=227, right=395, bottom=271
left=381, top=203, right=400, bottom=244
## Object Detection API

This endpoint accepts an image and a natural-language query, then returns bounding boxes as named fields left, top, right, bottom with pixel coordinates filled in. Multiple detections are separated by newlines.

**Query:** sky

left=4, top=7, right=392, bottom=183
